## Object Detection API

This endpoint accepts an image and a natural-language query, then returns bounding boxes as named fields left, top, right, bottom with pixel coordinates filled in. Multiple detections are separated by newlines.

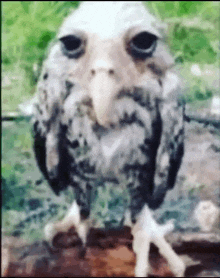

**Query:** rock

left=191, top=64, right=202, bottom=76
left=193, top=201, right=220, bottom=232
left=211, top=96, right=220, bottom=116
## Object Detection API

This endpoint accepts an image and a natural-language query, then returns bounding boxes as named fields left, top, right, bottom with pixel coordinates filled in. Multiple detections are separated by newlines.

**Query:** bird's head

left=56, top=2, right=174, bottom=127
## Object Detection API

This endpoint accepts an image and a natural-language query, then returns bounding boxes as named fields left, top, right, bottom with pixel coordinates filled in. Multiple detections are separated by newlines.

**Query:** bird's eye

left=60, top=35, right=81, bottom=51
left=60, top=35, right=84, bottom=58
left=129, top=31, right=157, bottom=59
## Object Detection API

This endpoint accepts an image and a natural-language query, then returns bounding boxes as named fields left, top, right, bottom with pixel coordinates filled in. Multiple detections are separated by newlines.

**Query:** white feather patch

left=101, top=135, right=124, bottom=160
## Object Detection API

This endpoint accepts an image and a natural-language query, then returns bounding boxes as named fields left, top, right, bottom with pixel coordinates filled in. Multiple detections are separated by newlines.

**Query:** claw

left=159, top=219, right=175, bottom=236
left=76, top=220, right=90, bottom=245
left=44, top=200, right=90, bottom=248
left=123, top=209, right=133, bottom=227
left=44, top=222, right=57, bottom=245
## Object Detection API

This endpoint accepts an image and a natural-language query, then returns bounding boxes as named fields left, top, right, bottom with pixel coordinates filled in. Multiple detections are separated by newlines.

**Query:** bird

left=33, top=2, right=185, bottom=276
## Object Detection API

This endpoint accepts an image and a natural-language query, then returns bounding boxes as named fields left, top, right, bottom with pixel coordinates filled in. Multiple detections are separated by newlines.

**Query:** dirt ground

left=2, top=226, right=220, bottom=277
left=178, top=117, right=220, bottom=206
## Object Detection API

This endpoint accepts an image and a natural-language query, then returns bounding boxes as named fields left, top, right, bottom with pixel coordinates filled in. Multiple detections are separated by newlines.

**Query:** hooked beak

left=89, top=71, right=117, bottom=127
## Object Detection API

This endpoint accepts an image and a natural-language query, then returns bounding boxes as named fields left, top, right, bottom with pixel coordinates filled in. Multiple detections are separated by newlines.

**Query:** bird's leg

left=44, top=200, right=90, bottom=246
left=133, top=229, right=151, bottom=277
left=131, top=205, right=185, bottom=277
left=124, top=209, right=152, bottom=276
left=76, top=217, right=90, bottom=246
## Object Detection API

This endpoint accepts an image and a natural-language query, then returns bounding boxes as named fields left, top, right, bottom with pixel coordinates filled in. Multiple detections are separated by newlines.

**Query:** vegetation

left=2, top=1, right=219, bottom=241
left=2, top=1, right=219, bottom=110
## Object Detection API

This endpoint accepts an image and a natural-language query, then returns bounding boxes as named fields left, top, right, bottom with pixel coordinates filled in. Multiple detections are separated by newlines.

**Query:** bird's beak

left=89, top=71, right=117, bottom=127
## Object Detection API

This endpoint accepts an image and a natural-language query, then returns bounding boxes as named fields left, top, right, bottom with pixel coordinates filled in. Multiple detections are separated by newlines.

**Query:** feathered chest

left=61, top=87, right=161, bottom=180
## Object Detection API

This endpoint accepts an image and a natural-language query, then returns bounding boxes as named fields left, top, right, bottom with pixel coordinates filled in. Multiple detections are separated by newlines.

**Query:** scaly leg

left=131, top=205, right=185, bottom=277
left=133, top=229, right=151, bottom=277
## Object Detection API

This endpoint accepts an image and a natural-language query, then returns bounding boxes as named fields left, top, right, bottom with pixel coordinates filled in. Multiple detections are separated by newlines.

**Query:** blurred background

left=2, top=1, right=220, bottom=243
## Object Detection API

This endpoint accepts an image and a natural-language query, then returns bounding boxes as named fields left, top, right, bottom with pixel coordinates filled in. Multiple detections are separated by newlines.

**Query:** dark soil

left=3, top=227, right=220, bottom=277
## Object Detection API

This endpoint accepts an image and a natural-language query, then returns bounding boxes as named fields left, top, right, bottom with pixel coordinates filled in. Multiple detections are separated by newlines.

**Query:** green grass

left=2, top=1, right=219, bottom=111
left=2, top=1, right=79, bottom=66
left=1, top=120, right=75, bottom=241
left=2, top=64, right=34, bottom=112
left=2, top=1, right=80, bottom=111
left=2, top=120, right=37, bottom=211
left=147, top=1, right=219, bottom=62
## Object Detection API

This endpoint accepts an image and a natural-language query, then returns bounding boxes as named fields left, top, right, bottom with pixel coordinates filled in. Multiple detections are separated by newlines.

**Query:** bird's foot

left=44, top=200, right=89, bottom=248
left=132, top=205, right=185, bottom=277
left=153, top=235, right=185, bottom=277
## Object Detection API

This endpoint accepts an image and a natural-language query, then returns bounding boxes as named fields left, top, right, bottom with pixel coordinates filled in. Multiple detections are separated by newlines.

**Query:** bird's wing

left=149, top=71, right=185, bottom=209
left=33, top=44, right=71, bottom=195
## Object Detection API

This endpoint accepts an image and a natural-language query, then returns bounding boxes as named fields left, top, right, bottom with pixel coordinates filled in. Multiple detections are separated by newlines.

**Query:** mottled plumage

left=33, top=2, right=185, bottom=276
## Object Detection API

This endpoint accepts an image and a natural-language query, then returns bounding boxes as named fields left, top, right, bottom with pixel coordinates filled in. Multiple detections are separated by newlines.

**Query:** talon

left=132, top=206, right=185, bottom=277
left=160, top=219, right=175, bottom=236
left=44, top=201, right=90, bottom=249
left=44, top=222, right=57, bottom=245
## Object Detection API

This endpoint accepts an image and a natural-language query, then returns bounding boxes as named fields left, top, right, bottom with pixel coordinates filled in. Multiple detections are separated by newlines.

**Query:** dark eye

left=60, top=35, right=84, bottom=58
left=129, top=31, right=157, bottom=59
